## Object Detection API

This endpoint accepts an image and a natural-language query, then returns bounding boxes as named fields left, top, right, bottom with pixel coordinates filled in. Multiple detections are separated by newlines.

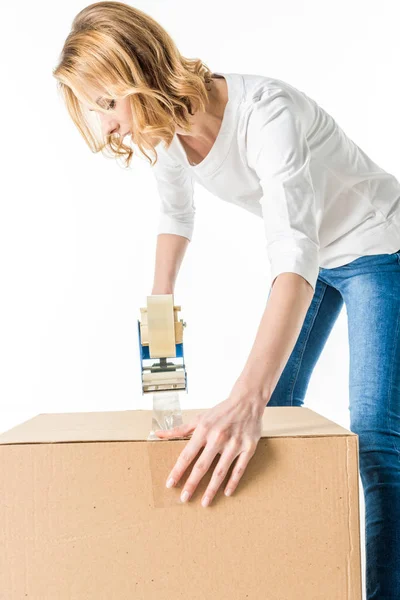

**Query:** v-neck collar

left=172, top=72, right=244, bottom=177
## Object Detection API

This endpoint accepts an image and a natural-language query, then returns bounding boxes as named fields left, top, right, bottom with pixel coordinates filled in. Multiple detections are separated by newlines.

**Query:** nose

left=99, top=114, right=120, bottom=137
left=105, top=123, right=120, bottom=137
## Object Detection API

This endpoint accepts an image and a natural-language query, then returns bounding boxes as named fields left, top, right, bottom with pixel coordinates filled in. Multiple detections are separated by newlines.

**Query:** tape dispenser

left=137, top=294, right=188, bottom=439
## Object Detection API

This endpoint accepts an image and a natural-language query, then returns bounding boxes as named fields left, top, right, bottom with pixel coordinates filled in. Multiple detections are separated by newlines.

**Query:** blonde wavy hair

left=52, top=1, right=214, bottom=168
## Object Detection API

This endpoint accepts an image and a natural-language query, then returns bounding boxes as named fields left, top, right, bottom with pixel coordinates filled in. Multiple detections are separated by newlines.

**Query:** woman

left=53, top=2, right=400, bottom=597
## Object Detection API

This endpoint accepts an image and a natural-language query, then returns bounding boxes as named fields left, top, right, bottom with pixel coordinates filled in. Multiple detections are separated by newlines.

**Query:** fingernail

left=180, top=490, right=190, bottom=503
left=225, top=488, right=233, bottom=497
left=166, top=477, right=175, bottom=488
left=202, top=496, right=210, bottom=508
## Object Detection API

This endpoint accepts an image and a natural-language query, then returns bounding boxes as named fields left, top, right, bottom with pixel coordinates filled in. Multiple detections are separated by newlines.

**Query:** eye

left=97, top=98, right=116, bottom=110
left=88, top=98, right=116, bottom=112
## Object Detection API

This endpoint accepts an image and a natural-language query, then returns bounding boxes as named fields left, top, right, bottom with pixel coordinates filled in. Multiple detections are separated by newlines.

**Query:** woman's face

left=86, top=89, right=132, bottom=139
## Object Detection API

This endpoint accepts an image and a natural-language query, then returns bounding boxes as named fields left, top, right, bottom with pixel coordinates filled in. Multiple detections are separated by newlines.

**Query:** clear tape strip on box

left=147, top=391, right=183, bottom=441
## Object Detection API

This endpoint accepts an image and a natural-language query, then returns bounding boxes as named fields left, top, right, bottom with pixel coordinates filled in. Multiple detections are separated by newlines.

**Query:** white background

left=2, top=1, right=400, bottom=597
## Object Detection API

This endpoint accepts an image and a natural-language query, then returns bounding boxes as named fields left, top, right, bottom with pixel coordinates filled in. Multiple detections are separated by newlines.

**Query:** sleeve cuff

left=268, top=245, right=320, bottom=292
left=157, top=214, right=194, bottom=241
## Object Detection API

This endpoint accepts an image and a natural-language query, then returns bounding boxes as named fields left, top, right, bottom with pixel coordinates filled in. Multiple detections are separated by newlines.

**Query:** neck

left=175, top=76, right=226, bottom=145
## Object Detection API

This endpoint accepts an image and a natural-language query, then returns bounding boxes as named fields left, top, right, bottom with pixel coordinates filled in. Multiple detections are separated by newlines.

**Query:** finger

left=200, top=441, right=240, bottom=507
left=179, top=439, right=224, bottom=503
left=165, top=428, right=207, bottom=490
left=154, top=421, right=196, bottom=438
left=224, top=444, right=257, bottom=497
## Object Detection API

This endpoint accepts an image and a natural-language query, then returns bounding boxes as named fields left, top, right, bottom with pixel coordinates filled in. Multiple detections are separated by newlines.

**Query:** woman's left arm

left=155, top=272, right=314, bottom=507
left=234, top=272, right=314, bottom=399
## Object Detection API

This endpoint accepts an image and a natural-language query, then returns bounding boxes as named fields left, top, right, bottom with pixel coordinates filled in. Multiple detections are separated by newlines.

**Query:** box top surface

left=0, top=407, right=354, bottom=445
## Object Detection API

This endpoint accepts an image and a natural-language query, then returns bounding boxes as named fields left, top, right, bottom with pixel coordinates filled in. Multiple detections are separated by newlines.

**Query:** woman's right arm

left=151, top=233, right=190, bottom=295
left=150, top=145, right=195, bottom=295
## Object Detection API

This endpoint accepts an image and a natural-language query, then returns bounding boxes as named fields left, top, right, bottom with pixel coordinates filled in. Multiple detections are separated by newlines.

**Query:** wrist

left=231, top=376, right=271, bottom=410
left=151, top=285, right=174, bottom=295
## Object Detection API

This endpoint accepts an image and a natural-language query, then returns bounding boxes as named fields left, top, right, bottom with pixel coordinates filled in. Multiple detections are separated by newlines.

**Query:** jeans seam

left=288, top=282, right=328, bottom=406
left=388, top=301, right=400, bottom=458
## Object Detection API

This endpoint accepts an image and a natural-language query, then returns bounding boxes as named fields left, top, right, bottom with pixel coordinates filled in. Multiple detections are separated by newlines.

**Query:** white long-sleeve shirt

left=152, top=71, right=400, bottom=292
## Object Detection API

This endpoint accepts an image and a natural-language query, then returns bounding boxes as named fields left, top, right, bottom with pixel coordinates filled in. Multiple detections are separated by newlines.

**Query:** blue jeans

left=267, top=249, right=400, bottom=600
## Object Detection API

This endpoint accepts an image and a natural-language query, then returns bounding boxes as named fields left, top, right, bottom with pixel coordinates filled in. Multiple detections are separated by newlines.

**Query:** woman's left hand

left=154, top=382, right=267, bottom=507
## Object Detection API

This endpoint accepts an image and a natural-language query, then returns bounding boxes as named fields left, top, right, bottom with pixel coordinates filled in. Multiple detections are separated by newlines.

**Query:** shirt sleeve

left=151, top=148, right=196, bottom=242
left=246, top=88, right=320, bottom=292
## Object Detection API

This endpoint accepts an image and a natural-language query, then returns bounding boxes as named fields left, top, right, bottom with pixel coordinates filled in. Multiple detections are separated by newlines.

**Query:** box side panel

left=346, top=435, right=363, bottom=599
left=0, top=437, right=361, bottom=599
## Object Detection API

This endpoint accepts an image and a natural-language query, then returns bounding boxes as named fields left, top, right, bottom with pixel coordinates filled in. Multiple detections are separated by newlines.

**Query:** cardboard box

left=0, top=406, right=362, bottom=599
